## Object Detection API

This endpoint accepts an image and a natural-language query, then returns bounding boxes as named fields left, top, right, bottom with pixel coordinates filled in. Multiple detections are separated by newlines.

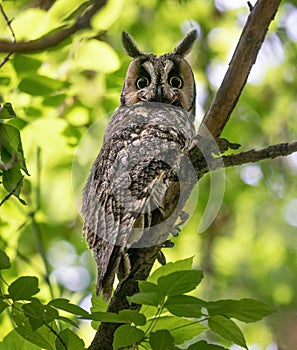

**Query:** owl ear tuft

left=173, top=29, right=198, bottom=57
left=122, top=31, right=143, bottom=58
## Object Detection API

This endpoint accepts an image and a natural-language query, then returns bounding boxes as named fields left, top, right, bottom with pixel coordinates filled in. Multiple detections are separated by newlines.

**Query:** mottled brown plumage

left=82, top=30, right=197, bottom=300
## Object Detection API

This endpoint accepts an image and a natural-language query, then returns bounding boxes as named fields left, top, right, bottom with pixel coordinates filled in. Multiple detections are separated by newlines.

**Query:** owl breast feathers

left=82, top=30, right=197, bottom=300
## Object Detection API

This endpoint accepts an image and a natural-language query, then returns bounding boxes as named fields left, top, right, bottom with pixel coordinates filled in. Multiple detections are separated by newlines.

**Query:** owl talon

left=163, top=239, right=174, bottom=248
left=157, top=250, right=167, bottom=265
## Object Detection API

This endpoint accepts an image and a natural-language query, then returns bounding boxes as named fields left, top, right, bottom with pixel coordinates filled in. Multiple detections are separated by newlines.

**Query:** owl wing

left=82, top=104, right=195, bottom=300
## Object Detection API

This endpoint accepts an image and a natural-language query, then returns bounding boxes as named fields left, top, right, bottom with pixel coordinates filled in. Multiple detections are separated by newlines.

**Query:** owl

left=82, top=30, right=197, bottom=300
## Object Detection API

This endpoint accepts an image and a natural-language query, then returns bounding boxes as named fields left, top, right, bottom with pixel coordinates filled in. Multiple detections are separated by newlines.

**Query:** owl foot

left=163, top=239, right=174, bottom=248
left=170, top=210, right=189, bottom=236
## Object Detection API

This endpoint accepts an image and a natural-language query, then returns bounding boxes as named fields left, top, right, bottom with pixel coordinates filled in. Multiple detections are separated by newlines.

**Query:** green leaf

left=143, top=316, right=206, bottom=345
left=208, top=315, right=247, bottom=349
left=119, top=310, right=146, bottom=326
left=0, top=299, right=8, bottom=315
left=0, top=123, right=21, bottom=155
left=18, top=76, right=65, bottom=96
left=0, top=249, right=11, bottom=269
left=58, top=316, right=79, bottom=328
left=128, top=291, right=164, bottom=307
left=0, top=123, right=29, bottom=175
left=74, top=40, right=120, bottom=73
left=0, top=102, right=16, bottom=119
left=149, top=330, right=175, bottom=350
left=15, top=326, right=55, bottom=350
left=113, top=324, right=145, bottom=349
left=158, top=270, right=203, bottom=296
left=8, top=277, right=40, bottom=301
left=2, top=167, right=23, bottom=198
left=55, top=329, right=85, bottom=350
left=165, top=295, right=204, bottom=318
left=0, top=329, right=41, bottom=350
left=149, top=257, right=194, bottom=283
left=12, top=303, right=56, bottom=349
left=206, top=298, right=274, bottom=323
left=188, top=340, right=228, bottom=350
left=12, top=55, right=42, bottom=75
left=49, top=298, right=90, bottom=318
left=23, top=299, right=59, bottom=330
left=139, top=280, right=162, bottom=293
left=89, top=311, right=126, bottom=323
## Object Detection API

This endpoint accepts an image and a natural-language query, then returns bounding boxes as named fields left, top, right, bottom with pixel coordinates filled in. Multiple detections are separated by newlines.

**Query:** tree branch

left=0, top=0, right=107, bottom=54
left=199, top=0, right=282, bottom=138
left=219, top=140, right=297, bottom=169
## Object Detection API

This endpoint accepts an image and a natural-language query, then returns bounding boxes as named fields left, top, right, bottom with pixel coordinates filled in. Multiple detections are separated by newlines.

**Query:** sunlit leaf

left=2, top=167, right=23, bottom=198
left=55, top=329, right=85, bottom=350
left=0, top=250, right=11, bottom=270
left=74, top=40, right=120, bottom=73
left=12, top=56, right=42, bottom=76
left=11, top=8, right=48, bottom=40
left=0, top=103, right=16, bottom=119
left=119, top=310, right=146, bottom=326
left=18, top=76, right=66, bottom=96
left=23, top=299, right=59, bottom=330
left=91, top=0, right=124, bottom=31
left=0, top=329, right=40, bottom=350
left=15, top=326, right=54, bottom=350
left=158, top=270, right=203, bottom=296
left=143, top=316, right=207, bottom=345
left=149, top=330, right=175, bottom=350
left=89, top=311, right=126, bottom=323
left=138, top=280, right=162, bottom=294
left=0, top=300, right=8, bottom=315
left=165, top=295, right=204, bottom=318
left=113, top=324, right=144, bottom=349
left=128, top=291, right=164, bottom=307
left=148, top=257, right=194, bottom=283
left=58, top=316, right=79, bottom=328
left=208, top=315, right=248, bottom=349
left=8, top=277, right=40, bottom=300
left=188, top=340, right=228, bottom=350
left=206, top=298, right=275, bottom=323
left=47, top=0, right=89, bottom=22
left=49, top=298, right=90, bottom=318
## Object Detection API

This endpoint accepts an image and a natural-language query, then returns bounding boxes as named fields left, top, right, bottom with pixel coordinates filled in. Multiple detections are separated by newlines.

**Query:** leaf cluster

left=0, top=251, right=274, bottom=350
left=0, top=102, right=28, bottom=204
left=102, top=258, right=274, bottom=350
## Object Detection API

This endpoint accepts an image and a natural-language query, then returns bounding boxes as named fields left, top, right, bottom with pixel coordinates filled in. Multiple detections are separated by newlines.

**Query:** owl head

left=120, top=30, right=197, bottom=116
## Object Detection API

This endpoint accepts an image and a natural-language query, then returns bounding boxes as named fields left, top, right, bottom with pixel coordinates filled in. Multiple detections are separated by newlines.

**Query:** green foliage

left=0, top=105, right=28, bottom=203
left=0, top=251, right=274, bottom=349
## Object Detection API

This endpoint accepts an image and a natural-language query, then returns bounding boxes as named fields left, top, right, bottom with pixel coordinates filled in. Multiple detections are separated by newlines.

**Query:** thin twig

left=0, top=4, right=16, bottom=43
left=0, top=3, right=15, bottom=68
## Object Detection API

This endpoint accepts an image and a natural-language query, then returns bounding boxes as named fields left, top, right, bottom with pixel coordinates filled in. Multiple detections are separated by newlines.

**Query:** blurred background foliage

left=0, top=0, right=297, bottom=348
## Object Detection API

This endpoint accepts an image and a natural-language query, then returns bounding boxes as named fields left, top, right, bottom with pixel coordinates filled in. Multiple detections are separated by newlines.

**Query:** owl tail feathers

left=96, top=273, right=114, bottom=301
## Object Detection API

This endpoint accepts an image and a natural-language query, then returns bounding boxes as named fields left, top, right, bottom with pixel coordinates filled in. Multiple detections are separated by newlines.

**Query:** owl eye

left=169, top=76, right=183, bottom=89
left=136, top=77, right=150, bottom=89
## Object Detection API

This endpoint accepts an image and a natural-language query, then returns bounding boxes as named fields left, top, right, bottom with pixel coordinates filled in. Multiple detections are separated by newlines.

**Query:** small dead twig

left=0, top=3, right=16, bottom=68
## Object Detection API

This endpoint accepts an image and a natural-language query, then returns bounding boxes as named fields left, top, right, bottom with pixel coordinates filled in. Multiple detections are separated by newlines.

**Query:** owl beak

left=155, top=84, right=164, bottom=102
